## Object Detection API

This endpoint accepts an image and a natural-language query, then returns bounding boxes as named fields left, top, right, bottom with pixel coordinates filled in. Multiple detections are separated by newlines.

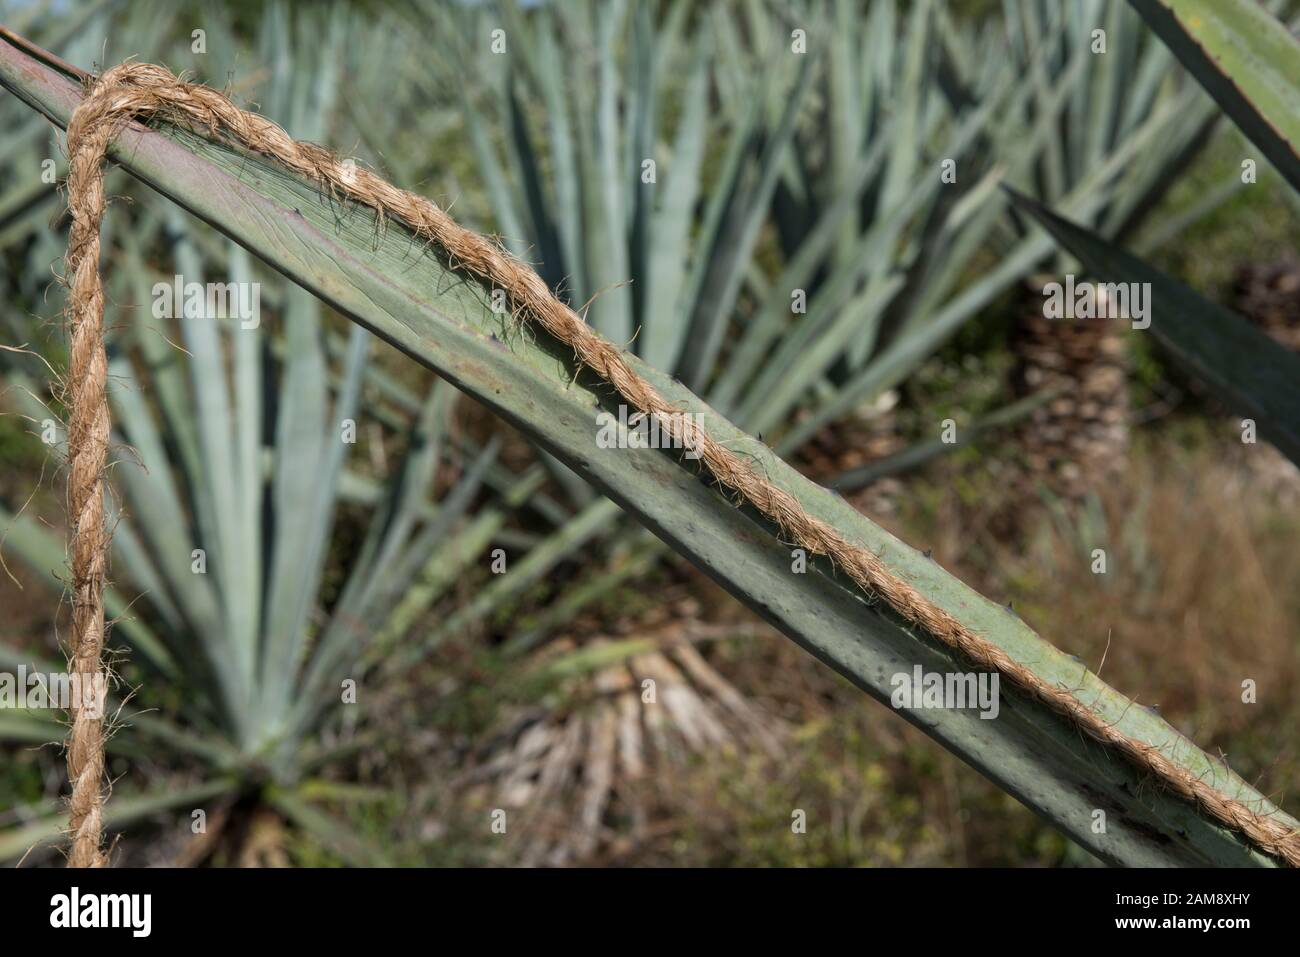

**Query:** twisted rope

left=62, top=60, right=1300, bottom=867
left=59, top=63, right=119, bottom=870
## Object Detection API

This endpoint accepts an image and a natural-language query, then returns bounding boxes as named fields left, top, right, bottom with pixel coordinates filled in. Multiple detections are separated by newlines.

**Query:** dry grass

left=939, top=425, right=1299, bottom=765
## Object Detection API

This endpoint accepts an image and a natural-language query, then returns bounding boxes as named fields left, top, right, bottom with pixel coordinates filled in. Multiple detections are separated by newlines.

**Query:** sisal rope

left=60, top=61, right=1300, bottom=867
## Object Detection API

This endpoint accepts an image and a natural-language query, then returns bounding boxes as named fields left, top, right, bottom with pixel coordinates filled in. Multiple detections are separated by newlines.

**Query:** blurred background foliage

left=0, top=0, right=1297, bottom=866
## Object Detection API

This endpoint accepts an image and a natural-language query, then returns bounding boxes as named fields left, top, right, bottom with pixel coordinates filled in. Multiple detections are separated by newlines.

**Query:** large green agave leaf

left=2, top=32, right=1293, bottom=866
left=1130, top=0, right=1300, bottom=192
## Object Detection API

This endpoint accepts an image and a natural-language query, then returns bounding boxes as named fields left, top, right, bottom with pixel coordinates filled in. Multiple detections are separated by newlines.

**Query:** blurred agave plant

left=993, top=0, right=1222, bottom=240
left=433, top=0, right=1233, bottom=515
left=0, top=202, right=527, bottom=863
left=0, top=0, right=124, bottom=338
left=0, top=0, right=535, bottom=865
left=370, top=0, right=1246, bottom=862
left=1014, top=0, right=1300, bottom=469
left=949, top=0, right=1226, bottom=500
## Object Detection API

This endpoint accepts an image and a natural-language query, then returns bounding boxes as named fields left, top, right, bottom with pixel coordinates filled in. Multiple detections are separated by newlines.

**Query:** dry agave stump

left=1010, top=276, right=1130, bottom=502
left=1232, top=255, right=1300, bottom=501
left=466, top=598, right=784, bottom=867
left=1234, top=254, right=1300, bottom=351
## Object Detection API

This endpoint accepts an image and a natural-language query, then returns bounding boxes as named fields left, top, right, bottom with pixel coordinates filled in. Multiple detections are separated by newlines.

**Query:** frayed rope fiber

left=62, top=60, right=1300, bottom=867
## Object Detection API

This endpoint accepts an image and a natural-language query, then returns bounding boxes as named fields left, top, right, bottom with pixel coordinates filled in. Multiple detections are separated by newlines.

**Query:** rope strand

left=59, top=67, right=120, bottom=869
left=62, top=60, right=1300, bottom=867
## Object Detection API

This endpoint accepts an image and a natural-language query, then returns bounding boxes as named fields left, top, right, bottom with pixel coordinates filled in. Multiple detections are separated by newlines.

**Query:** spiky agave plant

left=957, top=0, right=1224, bottom=500
left=0, top=0, right=138, bottom=347
left=441, top=0, right=1232, bottom=509
left=0, top=1, right=534, bottom=865
left=1011, top=0, right=1300, bottom=471
left=392, top=0, right=1237, bottom=858
left=0, top=198, right=524, bottom=863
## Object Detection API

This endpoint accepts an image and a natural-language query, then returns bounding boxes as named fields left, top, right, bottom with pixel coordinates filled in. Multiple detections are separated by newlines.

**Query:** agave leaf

left=369, top=506, right=508, bottom=657
left=531, top=637, right=659, bottom=683
left=992, top=0, right=1217, bottom=246
left=3, top=36, right=1292, bottom=865
left=1008, top=188, right=1300, bottom=467
left=1129, top=0, right=1300, bottom=191
left=119, top=219, right=205, bottom=487
left=676, top=53, right=814, bottom=391
left=533, top=15, right=586, bottom=301
left=742, top=274, right=905, bottom=438
left=591, top=0, right=633, bottom=346
left=258, top=321, right=369, bottom=741
left=0, top=501, right=177, bottom=680
left=284, top=413, right=503, bottom=743
left=1080, top=0, right=1115, bottom=181
left=165, top=209, right=251, bottom=684
left=828, top=389, right=1061, bottom=493
left=626, top=0, right=655, bottom=319
left=0, top=698, right=236, bottom=766
left=1017, top=0, right=1068, bottom=204
left=504, top=77, right=562, bottom=289
left=382, top=435, right=500, bottom=598
left=640, top=35, right=708, bottom=372
left=393, top=495, right=618, bottom=670
left=874, top=0, right=930, bottom=240
left=345, top=385, right=457, bottom=611
left=227, top=242, right=264, bottom=692
left=455, top=78, right=529, bottom=260
left=108, top=369, right=228, bottom=681
left=779, top=74, right=1199, bottom=454
left=0, top=710, right=65, bottom=745
left=708, top=123, right=895, bottom=414
left=266, top=786, right=391, bottom=867
left=829, top=0, right=864, bottom=269
left=0, top=779, right=234, bottom=864
left=501, top=537, right=661, bottom=658
left=675, top=71, right=762, bottom=360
